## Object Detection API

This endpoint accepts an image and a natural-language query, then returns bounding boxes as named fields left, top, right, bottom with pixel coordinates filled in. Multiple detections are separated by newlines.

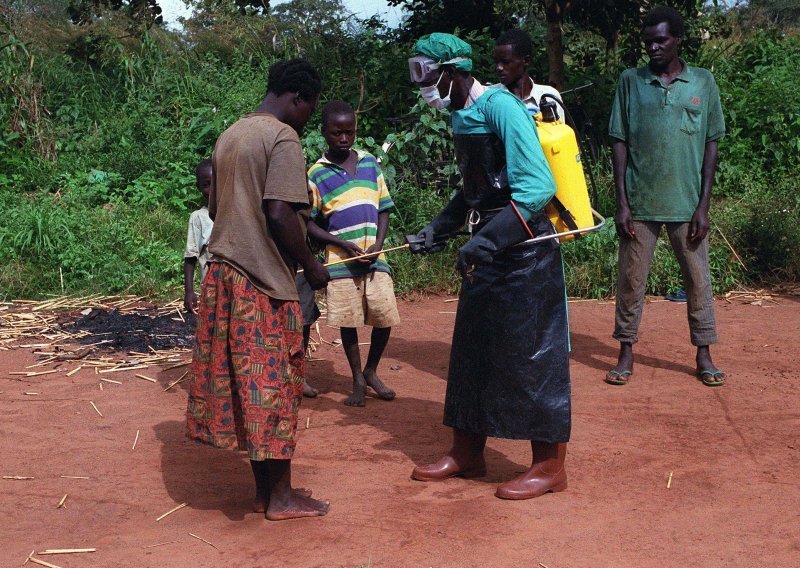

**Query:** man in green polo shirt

left=605, top=6, right=726, bottom=387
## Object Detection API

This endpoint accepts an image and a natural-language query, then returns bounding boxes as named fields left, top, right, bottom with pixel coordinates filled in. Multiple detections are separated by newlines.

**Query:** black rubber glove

left=408, top=191, right=469, bottom=254
left=456, top=203, right=533, bottom=277
left=406, top=225, right=443, bottom=254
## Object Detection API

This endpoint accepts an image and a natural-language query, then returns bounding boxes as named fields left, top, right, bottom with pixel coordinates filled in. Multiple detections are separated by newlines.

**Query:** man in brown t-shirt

left=186, top=59, right=331, bottom=521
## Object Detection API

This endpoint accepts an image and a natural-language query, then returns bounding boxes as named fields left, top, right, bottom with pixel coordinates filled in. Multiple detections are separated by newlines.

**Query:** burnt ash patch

left=70, top=308, right=197, bottom=352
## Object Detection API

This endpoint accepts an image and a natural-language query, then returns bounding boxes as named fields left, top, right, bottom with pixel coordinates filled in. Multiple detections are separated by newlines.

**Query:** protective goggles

left=408, top=55, right=469, bottom=84
left=408, top=56, right=442, bottom=84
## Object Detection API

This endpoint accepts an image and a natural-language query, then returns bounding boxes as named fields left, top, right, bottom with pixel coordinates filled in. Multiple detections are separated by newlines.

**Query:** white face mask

left=420, top=70, right=452, bottom=110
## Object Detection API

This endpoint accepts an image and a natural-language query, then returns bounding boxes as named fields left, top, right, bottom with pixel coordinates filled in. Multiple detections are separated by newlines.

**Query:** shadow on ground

left=569, top=331, right=696, bottom=376
left=304, top=356, right=529, bottom=483
left=155, top=345, right=528, bottom=520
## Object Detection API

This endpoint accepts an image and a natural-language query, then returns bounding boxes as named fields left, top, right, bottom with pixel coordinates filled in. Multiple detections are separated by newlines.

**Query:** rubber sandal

left=665, top=290, right=687, bottom=302
left=605, top=370, right=632, bottom=385
left=699, top=369, right=726, bottom=387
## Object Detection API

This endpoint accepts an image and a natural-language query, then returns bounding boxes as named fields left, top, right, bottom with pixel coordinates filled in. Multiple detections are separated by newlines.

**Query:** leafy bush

left=716, top=174, right=800, bottom=281
left=0, top=3, right=798, bottom=301
left=702, top=30, right=800, bottom=187
left=0, top=193, right=185, bottom=298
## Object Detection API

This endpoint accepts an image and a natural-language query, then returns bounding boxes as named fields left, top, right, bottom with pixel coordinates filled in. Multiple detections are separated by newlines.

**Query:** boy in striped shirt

left=307, top=100, right=400, bottom=407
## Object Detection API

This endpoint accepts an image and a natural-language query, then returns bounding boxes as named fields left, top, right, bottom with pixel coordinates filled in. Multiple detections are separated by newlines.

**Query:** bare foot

left=266, top=492, right=329, bottom=521
left=363, top=368, right=395, bottom=400
left=303, top=381, right=319, bottom=398
left=253, top=488, right=312, bottom=513
left=344, top=374, right=367, bottom=407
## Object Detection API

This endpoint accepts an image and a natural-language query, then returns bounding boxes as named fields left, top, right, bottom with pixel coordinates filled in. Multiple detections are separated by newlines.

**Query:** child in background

left=307, top=100, right=400, bottom=407
left=183, top=158, right=214, bottom=313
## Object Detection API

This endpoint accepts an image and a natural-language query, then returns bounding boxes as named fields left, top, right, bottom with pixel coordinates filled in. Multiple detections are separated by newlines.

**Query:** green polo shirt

left=608, top=61, right=725, bottom=221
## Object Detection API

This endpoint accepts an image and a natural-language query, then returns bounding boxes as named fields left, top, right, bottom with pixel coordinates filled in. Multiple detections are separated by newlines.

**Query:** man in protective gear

left=407, top=33, right=571, bottom=499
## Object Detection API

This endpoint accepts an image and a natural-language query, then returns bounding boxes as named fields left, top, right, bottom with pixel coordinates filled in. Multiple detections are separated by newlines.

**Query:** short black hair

left=642, top=6, right=685, bottom=38
left=266, top=59, right=322, bottom=102
left=321, top=100, right=355, bottom=129
left=496, top=29, right=532, bottom=59
left=195, top=158, right=212, bottom=178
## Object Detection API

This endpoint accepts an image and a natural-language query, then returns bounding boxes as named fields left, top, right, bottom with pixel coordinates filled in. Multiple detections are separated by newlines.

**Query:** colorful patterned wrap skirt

left=186, top=262, right=305, bottom=461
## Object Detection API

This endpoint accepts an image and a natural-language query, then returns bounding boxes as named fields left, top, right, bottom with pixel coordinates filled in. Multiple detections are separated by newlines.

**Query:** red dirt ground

left=1, top=295, right=799, bottom=567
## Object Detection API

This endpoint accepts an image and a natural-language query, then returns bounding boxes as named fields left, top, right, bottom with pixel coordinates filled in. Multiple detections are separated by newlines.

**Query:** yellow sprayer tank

left=534, top=107, right=594, bottom=241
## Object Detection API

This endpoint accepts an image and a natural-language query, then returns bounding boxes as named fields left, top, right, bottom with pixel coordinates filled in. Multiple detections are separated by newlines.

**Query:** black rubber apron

left=443, top=214, right=571, bottom=442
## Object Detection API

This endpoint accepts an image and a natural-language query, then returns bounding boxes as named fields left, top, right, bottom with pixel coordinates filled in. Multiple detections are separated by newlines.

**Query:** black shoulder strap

left=549, top=196, right=580, bottom=235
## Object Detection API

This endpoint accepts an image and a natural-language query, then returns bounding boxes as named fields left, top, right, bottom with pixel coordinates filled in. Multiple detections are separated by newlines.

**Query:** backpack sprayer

left=527, top=93, right=605, bottom=244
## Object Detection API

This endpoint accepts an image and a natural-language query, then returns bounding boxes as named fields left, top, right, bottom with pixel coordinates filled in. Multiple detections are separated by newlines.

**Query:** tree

left=270, top=0, right=355, bottom=37
left=569, top=1, right=712, bottom=67
left=387, top=0, right=516, bottom=38
left=569, top=0, right=640, bottom=57
left=744, top=0, right=800, bottom=25
left=67, top=1, right=163, bottom=26
left=541, top=0, right=571, bottom=90
left=191, top=0, right=271, bottom=16
left=550, top=1, right=710, bottom=83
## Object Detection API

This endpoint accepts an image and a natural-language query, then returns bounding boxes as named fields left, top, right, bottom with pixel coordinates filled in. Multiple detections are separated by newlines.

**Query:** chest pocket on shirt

left=680, top=106, right=702, bottom=135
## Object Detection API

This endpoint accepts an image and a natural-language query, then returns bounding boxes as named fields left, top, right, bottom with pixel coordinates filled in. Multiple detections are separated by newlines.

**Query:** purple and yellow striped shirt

left=308, top=150, right=395, bottom=279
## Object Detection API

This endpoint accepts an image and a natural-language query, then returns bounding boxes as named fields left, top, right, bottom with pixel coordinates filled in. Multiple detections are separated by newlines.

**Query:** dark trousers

left=613, top=221, right=718, bottom=346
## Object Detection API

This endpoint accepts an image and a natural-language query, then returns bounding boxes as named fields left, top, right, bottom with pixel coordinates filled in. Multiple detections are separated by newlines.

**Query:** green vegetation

left=0, top=1, right=797, bottom=299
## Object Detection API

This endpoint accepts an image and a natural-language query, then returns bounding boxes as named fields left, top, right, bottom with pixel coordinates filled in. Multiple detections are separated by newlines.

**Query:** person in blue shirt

left=407, top=33, right=571, bottom=500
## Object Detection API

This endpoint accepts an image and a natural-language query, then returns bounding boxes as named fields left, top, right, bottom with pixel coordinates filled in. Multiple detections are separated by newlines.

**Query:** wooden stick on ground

left=27, top=557, right=64, bottom=568
left=667, top=471, right=673, bottom=489
left=189, top=533, right=218, bottom=550
left=89, top=401, right=103, bottom=417
left=3, top=475, right=34, bottom=480
left=37, top=549, right=96, bottom=555
left=135, top=374, right=157, bottom=383
left=142, top=541, right=178, bottom=549
left=155, top=502, right=188, bottom=522
left=163, top=370, right=189, bottom=392
left=56, top=494, right=67, bottom=508
left=99, top=364, right=148, bottom=374
left=132, top=430, right=140, bottom=450
left=10, top=370, right=57, bottom=377
left=65, top=366, right=82, bottom=377
left=26, top=356, right=58, bottom=368
left=60, top=476, right=90, bottom=479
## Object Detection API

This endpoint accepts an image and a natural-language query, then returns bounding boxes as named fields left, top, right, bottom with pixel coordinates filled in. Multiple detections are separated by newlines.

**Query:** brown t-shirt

left=208, top=112, right=309, bottom=301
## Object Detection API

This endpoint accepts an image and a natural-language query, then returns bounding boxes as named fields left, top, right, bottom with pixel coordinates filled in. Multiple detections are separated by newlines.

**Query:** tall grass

left=0, top=8, right=798, bottom=300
